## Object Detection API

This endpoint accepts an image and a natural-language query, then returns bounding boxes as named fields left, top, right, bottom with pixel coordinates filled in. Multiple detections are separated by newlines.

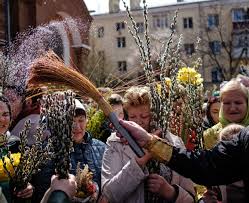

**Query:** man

left=70, top=99, right=106, bottom=191
left=3, top=85, right=24, bottom=127
left=118, top=120, right=249, bottom=202
left=9, top=87, right=54, bottom=203
left=11, top=87, right=48, bottom=146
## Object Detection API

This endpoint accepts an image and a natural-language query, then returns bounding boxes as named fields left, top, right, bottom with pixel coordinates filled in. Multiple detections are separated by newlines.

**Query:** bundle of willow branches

left=122, top=0, right=181, bottom=138
left=122, top=1, right=182, bottom=202
left=122, top=0, right=204, bottom=201
left=28, top=51, right=144, bottom=158
left=40, top=90, right=75, bottom=179
left=2, top=119, right=51, bottom=198
left=178, top=60, right=204, bottom=150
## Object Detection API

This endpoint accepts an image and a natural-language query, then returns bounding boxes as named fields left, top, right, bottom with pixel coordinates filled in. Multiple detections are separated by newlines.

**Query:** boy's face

left=72, top=115, right=87, bottom=143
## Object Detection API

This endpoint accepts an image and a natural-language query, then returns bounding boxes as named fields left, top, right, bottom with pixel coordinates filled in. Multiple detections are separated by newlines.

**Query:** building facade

left=0, top=0, right=92, bottom=71
left=90, top=0, right=249, bottom=88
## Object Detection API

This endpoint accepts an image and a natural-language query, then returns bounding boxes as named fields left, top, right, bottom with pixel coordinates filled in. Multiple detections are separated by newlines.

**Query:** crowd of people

left=0, top=73, right=248, bottom=203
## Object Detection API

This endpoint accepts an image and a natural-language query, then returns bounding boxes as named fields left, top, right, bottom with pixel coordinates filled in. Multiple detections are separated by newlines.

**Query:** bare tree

left=197, top=3, right=249, bottom=81
left=82, top=39, right=113, bottom=87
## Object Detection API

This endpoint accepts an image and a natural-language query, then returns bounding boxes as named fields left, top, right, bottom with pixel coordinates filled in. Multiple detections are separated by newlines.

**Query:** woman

left=0, top=95, right=33, bottom=202
left=204, top=79, right=249, bottom=149
left=202, top=91, right=220, bottom=131
left=203, top=79, right=248, bottom=203
left=100, top=86, right=195, bottom=203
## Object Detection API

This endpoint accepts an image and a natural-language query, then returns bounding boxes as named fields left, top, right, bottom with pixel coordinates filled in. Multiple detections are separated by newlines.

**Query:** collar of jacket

left=73, top=131, right=93, bottom=147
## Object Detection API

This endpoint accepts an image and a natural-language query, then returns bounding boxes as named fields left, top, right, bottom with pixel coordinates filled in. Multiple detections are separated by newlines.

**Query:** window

left=183, top=17, right=193, bottom=29
left=237, top=35, right=249, bottom=48
left=207, top=14, right=219, bottom=28
left=184, top=43, right=195, bottom=55
left=211, top=67, right=222, bottom=82
left=116, top=22, right=125, bottom=31
left=117, top=37, right=126, bottom=48
left=136, top=22, right=144, bottom=33
left=232, top=9, right=245, bottom=22
left=97, top=27, right=104, bottom=38
left=209, top=41, right=221, bottom=55
left=152, top=14, right=168, bottom=29
left=118, top=61, right=127, bottom=72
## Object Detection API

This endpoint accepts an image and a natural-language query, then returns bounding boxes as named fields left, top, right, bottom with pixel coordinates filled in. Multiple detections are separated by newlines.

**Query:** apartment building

left=90, top=0, right=249, bottom=88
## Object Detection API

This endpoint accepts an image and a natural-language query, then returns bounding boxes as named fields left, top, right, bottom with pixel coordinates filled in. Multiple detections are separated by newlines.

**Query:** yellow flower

left=10, top=153, right=21, bottom=166
left=177, top=67, right=203, bottom=86
left=0, top=153, right=21, bottom=181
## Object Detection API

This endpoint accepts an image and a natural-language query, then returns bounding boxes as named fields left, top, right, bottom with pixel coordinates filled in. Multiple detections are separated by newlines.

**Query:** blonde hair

left=220, top=79, right=248, bottom=101
left=123, top=86, right=151, bottom=110
left=219, top=123, right=244, bottom=141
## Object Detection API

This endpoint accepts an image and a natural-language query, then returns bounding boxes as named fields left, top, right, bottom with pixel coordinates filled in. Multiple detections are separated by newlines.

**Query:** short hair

left=108, top=94, right=123, bottom=106
left=220, top=79, right=248, bottom=101
left=75, top=109, right=86, bottom=117
left=97, top=87, right=112, bottom=95
left=219, top=124, right=244, bottom=141
left=123, top=86, right=151, bottom=110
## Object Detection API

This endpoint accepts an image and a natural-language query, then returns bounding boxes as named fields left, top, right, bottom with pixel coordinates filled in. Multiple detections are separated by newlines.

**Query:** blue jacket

left=70, top=132, right=106, bottom=188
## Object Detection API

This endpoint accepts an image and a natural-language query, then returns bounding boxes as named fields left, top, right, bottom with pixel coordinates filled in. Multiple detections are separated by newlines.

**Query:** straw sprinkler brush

left=28, top=51, right=144, bottom=157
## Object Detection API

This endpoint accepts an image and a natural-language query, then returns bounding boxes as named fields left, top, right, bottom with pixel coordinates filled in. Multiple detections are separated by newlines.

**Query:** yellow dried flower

left=75, top=164, right=96, bottom=199
left=0, top=153, right=21, bottom=181
left=177, top=67, right=203, bottom=86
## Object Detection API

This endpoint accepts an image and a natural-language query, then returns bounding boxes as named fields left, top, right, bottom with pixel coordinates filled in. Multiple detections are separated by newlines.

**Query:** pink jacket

left=101, top=133, right=195, bottom=203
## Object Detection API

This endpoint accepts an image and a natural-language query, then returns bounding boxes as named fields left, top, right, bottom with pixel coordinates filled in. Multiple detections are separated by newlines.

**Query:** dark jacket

left=31, top=160, right=55, bottom=203
left=168, top=126, right=249, bottom=202
left=70, top=132, right=106, bottom=188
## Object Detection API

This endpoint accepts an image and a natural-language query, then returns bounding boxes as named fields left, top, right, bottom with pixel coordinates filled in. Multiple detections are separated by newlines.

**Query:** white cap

left=75, top=99, right=86, bottom=113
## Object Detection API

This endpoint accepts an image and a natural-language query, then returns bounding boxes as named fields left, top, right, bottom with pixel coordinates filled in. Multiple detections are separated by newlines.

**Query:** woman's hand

left=135, top=150, right=152, bottom=167
left=147, top=174, right=176, bottom=201
left=151, top=129, right=162, bottom=137
left=16, top=183, right=33, bottom=198
left=119, top=120, right=152, bottom=147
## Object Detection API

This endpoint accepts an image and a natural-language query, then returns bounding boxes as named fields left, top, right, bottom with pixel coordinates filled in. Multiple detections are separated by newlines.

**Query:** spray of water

left=1, top=17, right=90, bottom=95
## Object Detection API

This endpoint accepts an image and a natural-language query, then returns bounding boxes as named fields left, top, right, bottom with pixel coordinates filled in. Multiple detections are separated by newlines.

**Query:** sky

left=84, top=0, right=202, bottom=14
